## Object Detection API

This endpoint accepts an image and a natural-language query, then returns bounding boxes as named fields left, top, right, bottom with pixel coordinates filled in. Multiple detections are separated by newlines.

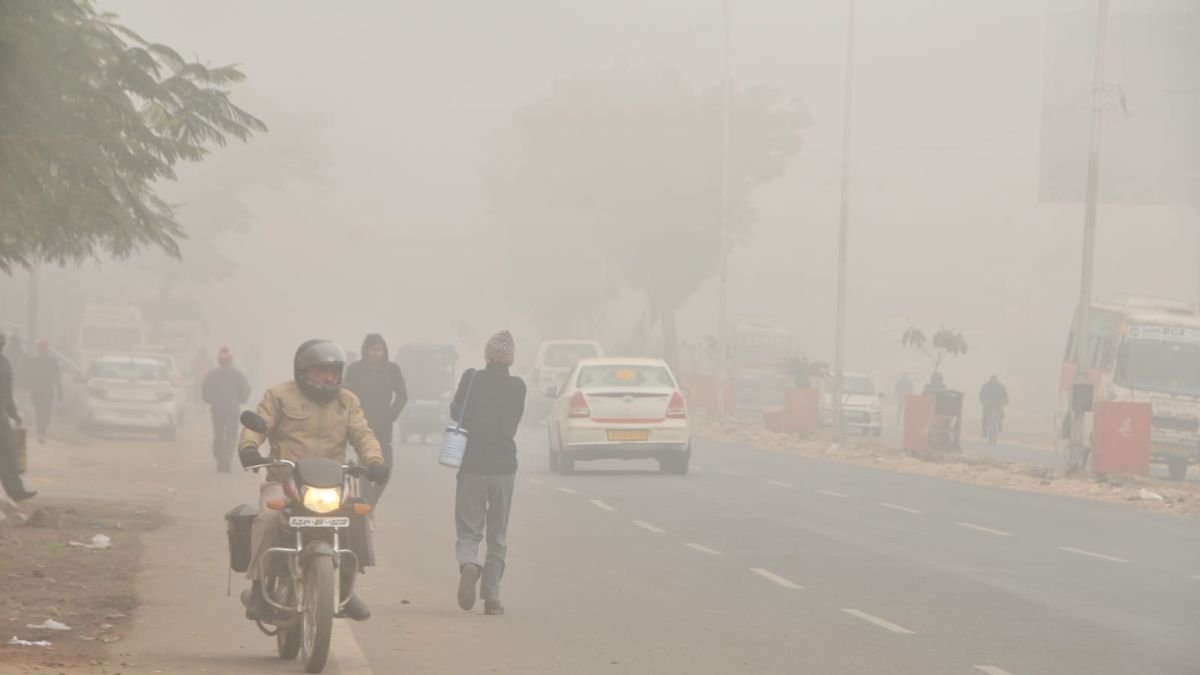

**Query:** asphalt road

left=91, top=421, right=1200, bottom=675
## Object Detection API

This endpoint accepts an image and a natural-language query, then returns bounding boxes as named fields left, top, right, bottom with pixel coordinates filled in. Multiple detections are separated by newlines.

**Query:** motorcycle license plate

left=288, top=516, right=350, bottom=528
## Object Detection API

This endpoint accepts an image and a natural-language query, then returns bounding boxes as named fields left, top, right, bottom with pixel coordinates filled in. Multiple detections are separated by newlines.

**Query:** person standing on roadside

left=28, top=341, right=61, bottom=443
left=202, top=346, right=250, bottom=472
left=345, top=334, right=407, bottom=506
left=452, top=330, right=525, bottom=616
left=0, top=334, right=35, bottom=502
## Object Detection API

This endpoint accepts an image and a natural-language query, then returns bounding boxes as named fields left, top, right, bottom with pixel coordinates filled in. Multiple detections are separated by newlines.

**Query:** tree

left=485, top=64, right=809, bottom=363
left=0, top=0, right=265, bottom=273
left=901, top=325, right=969, bottom=374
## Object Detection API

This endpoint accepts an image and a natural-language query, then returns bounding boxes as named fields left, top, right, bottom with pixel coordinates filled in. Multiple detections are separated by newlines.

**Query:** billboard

left=1039, top=5, right=1199, bottom=205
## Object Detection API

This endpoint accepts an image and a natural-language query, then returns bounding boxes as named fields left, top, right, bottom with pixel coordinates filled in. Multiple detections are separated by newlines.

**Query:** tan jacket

left=238, top=381, right=384, bottom=482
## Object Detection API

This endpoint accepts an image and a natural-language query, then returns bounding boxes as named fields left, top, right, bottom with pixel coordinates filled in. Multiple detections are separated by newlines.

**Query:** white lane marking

left=749, top=568, right=803, bottom=589
left=527, top=478, right=545, bottom=485
left=720, top=470, right=743, bottom=477
left=633, top=520, right=665, bottom=534
left=974, top=667, right=1015, bottom=675
left=841, top=608, right=915, bottom=635
left=331, top=620, right=375, bottom=674
left=880, top=502, right=921, bottom=514
left=957, top=522, right=1013, bottom=537
left=817, top=489, right=849, bottom=498
left=684, top=542, right=723, bottom=555
left=589, top=499, right=617, bottom=512
left=554, top=487, right=577, bottom=494
left=767, top=479, right=794, bottom=488
left=1191, top=575, right=1200, bottom=581
left=1057, top=546, right=1128, bottom=563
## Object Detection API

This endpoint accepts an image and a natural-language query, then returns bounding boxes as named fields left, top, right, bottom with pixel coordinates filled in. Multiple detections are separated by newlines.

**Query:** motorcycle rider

left=202, top=346, right=250, bottom=473
left=344, top=333, right=407, bottom=506
left=237, top=339, right=389, bottom=622
left=979, top=375, right=1009, bottom=435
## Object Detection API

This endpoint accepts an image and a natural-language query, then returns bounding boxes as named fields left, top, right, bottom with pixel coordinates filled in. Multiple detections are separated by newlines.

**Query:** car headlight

left=302, top=487, right=342, bottom=514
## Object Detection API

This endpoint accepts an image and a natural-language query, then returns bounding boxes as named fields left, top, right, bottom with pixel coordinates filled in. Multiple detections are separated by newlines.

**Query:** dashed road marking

left=684, top=542, right=723, bottom=555
left=554, top=487, right=578, bottom=495
left=331, top=620, right=375, bottom=674
left=880, top=502, right=921, bottom=514
left=749, top=568, right=803, bottom=589
left=633, top=520, right=665, bottom=533
left=841, top=608, right=915, bottom=635
left=817, top=489, right=849, bottom=498
left=957, top=522, right=1013, bottom=537
left=1057, top=546, right=1128, bottom=563
left=527, top=478, right=545, bottom=485
left=767, top=479, right=794, bottom=488
left=589, top=499, right=617, bottom=512
left=720, top=470, right=744, bottom=477
left=974, top=667, right=1015, bottom=675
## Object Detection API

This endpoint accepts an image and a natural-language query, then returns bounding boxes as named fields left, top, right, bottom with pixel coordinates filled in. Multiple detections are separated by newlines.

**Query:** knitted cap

left=485, top=330, right=515, bottom=366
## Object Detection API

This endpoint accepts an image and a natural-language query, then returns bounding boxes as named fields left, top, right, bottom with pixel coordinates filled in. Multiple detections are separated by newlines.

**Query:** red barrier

left=902, top=395, right=933, bottom=454
left=1092, top=401, right=1151, bottom=475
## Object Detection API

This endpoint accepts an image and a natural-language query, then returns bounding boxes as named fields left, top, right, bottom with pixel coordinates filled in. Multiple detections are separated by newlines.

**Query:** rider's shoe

left=483, top=599, right=505, bottom=616
left=343, top=594, right=371, bottom=621
left=244, top=582, right=272, bottom=621
left=457, top=563, right=481, bottom=611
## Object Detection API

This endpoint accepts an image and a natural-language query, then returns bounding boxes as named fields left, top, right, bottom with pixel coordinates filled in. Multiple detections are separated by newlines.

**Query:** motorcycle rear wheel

left=301, top=556, right=335, bottom=673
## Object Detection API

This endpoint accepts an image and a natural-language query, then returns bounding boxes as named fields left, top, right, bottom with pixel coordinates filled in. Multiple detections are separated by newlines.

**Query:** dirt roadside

left=699, top=419, right=1200, bottom=519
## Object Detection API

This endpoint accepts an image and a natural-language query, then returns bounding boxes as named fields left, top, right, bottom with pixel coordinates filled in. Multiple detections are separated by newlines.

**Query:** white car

left=819, top=372, right=884, bottom=436
left=523, top=339, right=604, bottom=426
left=79, top=355, right=182, bottom=440
left=546, top=357, right=690, bottom=474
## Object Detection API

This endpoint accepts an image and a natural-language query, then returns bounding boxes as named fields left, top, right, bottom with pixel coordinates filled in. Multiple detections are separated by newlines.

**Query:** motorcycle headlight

left=302, top=487, right=342, bottom=514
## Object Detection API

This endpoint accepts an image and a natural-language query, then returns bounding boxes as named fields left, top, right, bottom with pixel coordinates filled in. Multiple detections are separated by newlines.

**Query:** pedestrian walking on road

left=452, top=330, right=526, bottom=616
left=894, top=372, right=913, bottom=424
left=0, top=333, right=36, bottom=502
left=345, top=333, right=407, bottom=506
left=202, top=346, right=250, bottom=472
left=28, top=341, right=62, bottom=443
left=979, top=375, right=1009, bottom=435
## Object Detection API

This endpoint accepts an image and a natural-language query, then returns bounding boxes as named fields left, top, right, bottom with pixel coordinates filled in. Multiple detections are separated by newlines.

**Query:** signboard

left=1127, top=324, right=1200, bottom=344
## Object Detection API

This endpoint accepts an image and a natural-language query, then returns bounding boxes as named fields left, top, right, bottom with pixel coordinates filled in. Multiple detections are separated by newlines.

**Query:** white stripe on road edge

left=767, top=479, right=794, bottom=488
left=817, top=490, right=849, bottom=498
left=685, top=542, right=723, bottom=555
left=841, top=609, right=915, bottom=635
left=589, top=499, right=617, bottom=512
left=749, top=568, right=803, bottom=589
left=527, top=478, right=545, bottom=485
left=880, top=502, right=922, bottom=514
left=720, top=470, right=743, bottom=477
left=554, top=487, right=577, bottom=494
left=1058, top=546, right=1128, bottom=563
left=974, top=667, right=1015, bottom=675
left=957, top=522, right=1013, bottom=537
left=633, top=520, right=665, bottom=534
left=331, top=621, right=375, bottom=675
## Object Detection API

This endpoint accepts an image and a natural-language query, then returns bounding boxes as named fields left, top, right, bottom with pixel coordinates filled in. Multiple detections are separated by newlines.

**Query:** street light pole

left=716, top=0, right=732, bottom=420
left=832, top=0, right=857, bottom=440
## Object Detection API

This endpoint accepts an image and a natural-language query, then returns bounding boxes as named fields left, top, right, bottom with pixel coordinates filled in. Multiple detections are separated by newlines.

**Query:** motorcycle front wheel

left=301, top=556, right=335, bottom=673
left=274, top=579, right=301, bottom=660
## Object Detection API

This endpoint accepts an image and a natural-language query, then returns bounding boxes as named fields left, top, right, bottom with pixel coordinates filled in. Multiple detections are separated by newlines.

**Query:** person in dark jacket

left=344, top=333, right=407, bottom=505
left=451, top=330, right=525, bottom=616
left=28, top=341, right=62, bottom=443
left=202, top=346, right=251, bottom=472
left=0, top=333, right=36, bottom=501
left=979, top=375, right=1010, bottom=435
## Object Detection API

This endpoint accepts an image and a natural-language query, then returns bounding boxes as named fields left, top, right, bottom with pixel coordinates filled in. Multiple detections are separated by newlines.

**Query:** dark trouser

left=455, top=472, right=515, bottom=602
left=31, top=392, right=53, bottom=438
left=364, top=421, right=393, bottom=506
left=211, top=408, right=239, bottom=471
left=982, top=406, right=1004, bottom=434
left=0, top=422, right=30, bottom=500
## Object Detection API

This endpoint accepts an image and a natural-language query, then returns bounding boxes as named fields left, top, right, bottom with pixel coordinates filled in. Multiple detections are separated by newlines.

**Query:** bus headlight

left=302, top=487, right=342, bottom=514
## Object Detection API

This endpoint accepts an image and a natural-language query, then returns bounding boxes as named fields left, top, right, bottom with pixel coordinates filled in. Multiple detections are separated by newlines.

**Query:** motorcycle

left=228, top=410, right=377, bottom=673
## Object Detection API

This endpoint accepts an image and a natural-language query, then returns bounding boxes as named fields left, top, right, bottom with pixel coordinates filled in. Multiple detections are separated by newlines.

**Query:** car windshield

left=577, top=365, right=675, bottom=389
left=544, top=344, right=598, bottom=368
left=843, top=376, right=876, bottom=395
left=91, top=360, right=168, bottom=382
left=1117, top=338, right=1200, bottom=397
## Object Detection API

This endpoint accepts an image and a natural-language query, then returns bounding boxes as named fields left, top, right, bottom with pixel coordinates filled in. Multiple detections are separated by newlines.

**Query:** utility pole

left=832, top=0, right=857, bottom=440
left=1068, top=0, right=1111, bottom=470
left=716, top=0, right=732, bottom=419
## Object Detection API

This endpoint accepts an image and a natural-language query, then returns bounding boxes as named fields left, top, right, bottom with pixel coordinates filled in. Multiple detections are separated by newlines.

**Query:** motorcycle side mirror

left=240, top=410, right=268, bottom=434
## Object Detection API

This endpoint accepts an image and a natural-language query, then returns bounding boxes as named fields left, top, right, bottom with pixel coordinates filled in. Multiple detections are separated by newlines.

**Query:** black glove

left=239, top=446, right=266, bottom=469
left=366, top=462, right=390, bottom=485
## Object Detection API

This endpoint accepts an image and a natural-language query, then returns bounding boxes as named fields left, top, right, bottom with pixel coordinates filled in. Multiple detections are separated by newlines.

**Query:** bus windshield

left=1116, top=338, right=1200, bottom=397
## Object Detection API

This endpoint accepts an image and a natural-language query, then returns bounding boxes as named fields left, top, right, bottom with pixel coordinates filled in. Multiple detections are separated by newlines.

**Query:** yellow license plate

left=607, top=429, right=649, bottom=442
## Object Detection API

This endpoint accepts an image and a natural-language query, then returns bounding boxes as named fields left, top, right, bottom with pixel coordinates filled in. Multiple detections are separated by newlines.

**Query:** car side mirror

left=240, top=410, right=268, bottom=434
left=544, top=385, right=558, bottom=398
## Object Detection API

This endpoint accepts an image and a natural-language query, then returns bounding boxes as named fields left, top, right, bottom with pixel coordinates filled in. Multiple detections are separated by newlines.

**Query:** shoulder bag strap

left=457, top=369, right=479, bottom=428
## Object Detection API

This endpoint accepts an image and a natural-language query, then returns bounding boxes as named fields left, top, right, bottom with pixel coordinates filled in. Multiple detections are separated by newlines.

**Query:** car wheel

left=1167, top=457, right=1189, bottom=481
left=660, top=450, right=690, bottom=475
left=557, top=450, right=575, bottom=475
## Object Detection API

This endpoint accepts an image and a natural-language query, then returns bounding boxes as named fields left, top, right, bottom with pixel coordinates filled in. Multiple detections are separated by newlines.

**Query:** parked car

left=79, top=354, right=182, bottom=440
left=546, top=357, right=690, bottom=475
left=524, top=339, right=605, bottom=427
left=128, top=348, right=188, bottom=417
left=819, top=372, right=884, bottom=435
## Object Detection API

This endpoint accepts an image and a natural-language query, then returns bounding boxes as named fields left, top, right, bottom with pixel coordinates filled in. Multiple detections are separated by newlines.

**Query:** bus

left=1058, top=296, right=1200, bottom=480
